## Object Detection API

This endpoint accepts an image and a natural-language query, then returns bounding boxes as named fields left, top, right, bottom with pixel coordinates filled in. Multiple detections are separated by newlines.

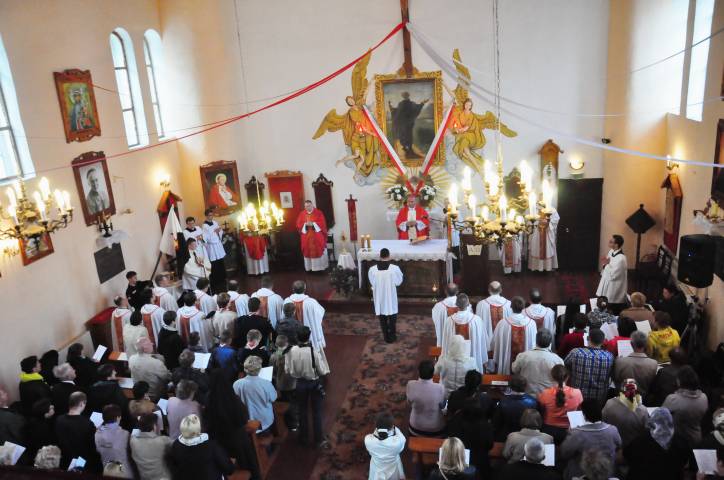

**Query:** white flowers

left=418, top=184, right=438, bottom=202
left=386, top=185, right=409, bottom=203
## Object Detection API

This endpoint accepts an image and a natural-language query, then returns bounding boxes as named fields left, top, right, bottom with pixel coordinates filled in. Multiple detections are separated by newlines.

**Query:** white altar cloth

left=357, top=239, right=453, bottom=288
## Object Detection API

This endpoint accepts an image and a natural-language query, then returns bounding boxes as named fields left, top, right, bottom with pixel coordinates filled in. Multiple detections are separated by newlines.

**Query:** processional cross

left=400, top=0, right=413, bottom=77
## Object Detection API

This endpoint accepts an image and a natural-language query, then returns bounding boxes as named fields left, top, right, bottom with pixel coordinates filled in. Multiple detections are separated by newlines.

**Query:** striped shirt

left=564, top=346, right=614, bottom=402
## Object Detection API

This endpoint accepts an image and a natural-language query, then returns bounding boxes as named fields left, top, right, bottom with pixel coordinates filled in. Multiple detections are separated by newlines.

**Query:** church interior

left=0, top=0, right=723, bottom=478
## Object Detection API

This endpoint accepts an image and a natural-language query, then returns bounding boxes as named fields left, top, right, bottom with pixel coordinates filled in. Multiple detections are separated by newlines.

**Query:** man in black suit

left=125, top=271, right=151, bottom=311
left=50, top=363, right=82, bottom=416
left=233, top=297, right=274, bottom=348
left=87, top=364, right=130, bottom=428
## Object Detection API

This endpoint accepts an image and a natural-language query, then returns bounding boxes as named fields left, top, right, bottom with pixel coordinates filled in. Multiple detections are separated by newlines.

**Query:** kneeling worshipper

left=395, top=193, right=429, bottom=240
left=432, top=283, right=465, bottom=347
left=364, top=412, right=406, bottom=480
left=241, top=233, right=269, bottom=275
left=498, top=235, right=522, bottom=274
left=201, top=209, right=227, bottom=292
left=284, top=280, right=329, bottom=372
left=528, top=209, right=560, bottom=272
left=153, top=273, right=178, bottom=312
left=367, top=248, right=404, bottom=343
left=492, top=296, right=537, bottom=375
left=475, top=281, right=512, bottom=346
left=182, top=238, right=211, bottom=290
left=176, top=292, right=213, bottom=351
left=251, top=276, right=284, bottom=328
left=111, top=295, right=133, bottom=352
left=441, top=293, right=488, bottom=372
left=596, top=234, right=628, bottom=304
left=296, top=200, right=329, bottom=272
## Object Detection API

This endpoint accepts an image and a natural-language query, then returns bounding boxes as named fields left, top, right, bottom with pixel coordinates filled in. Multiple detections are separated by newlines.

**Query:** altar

left=358, top=239, right=453, bottom=297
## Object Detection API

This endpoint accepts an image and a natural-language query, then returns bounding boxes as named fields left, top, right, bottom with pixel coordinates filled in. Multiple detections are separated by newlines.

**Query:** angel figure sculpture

left=448, top=49, right=517, bottom=173
left=313, top=51, right=380, bottom=178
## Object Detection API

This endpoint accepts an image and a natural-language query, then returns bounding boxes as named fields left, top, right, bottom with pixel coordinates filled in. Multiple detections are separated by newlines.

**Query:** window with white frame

left=685, top=0, right=715, bottom=121
left=109, top=28, right=148, bottom=148
left=0, top=33, right=34, bottom=183
left=143, top=30, right=166, bottom=139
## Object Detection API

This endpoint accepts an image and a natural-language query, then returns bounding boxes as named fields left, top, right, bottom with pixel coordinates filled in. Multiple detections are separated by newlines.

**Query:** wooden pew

left=409, top=436, right=444, bottom=472
left=482, top=374, right=511, bottom=387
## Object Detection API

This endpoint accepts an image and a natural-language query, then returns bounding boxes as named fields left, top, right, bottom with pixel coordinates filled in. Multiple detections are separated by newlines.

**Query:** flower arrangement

left=330, top=266, right=357, bottom=297
left=418, top=184, right=439, bottom=203
left=385, top=184, right=409, bottom=203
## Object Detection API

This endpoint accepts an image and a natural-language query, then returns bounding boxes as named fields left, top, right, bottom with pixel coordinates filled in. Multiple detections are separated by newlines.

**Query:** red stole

left=112, top=312, right=127, bottom=352
left=258, top=296, right=269, bottom=318
left=178, top=313, right=193, bottom=343
left=487, top=302, right=504, bottom=330
left=510, top=324, right=526, bottom=362
left=153, top=295, right=161, bottom=307
left=293, top=301, right=305, bottom=324
left=524, top=307, right=546, bottom=329
left=141, top=307, right=158, bottom=345
left=228, top=296, right=237, bottom=312
left=504, top=240, right=514, bottom=269
left=539, top=223, right=548, bottom=259
left=194, top=292, right=207, bottom=311
left=454, top=321, right=470, bottom=340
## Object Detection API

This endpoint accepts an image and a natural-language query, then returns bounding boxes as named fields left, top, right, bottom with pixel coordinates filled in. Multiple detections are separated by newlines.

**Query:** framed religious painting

left=53, top=69, right=101, bottom=143
left=200, top=160, right=242, bottom=216
left=20, top=233, right=54, bottom=266
left=72, top=151, right=116, bottom=226
left=374, top=68, right=444, bottom=167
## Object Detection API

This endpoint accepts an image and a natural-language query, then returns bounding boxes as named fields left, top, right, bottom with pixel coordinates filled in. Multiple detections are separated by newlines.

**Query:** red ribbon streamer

left=63, top=23, right=404, bottom=171
left=346, top=195, right=358, bottom=242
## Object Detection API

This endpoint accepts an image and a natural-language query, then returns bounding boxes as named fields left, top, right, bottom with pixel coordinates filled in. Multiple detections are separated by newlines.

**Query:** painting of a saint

left=207, top=173, right=239, bottom=210
left=389, top=92, right=429, bottom=159
left=82, top=166, right=110, bottom=215
left=72, top=151, right=116, bottom=225
left=200, top=161, right=242, bottom=216
left=54, top=69, right=101, bottom=143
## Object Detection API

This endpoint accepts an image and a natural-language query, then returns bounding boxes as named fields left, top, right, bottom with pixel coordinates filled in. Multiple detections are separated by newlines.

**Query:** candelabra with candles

left=237, top=200, right=284, bottom=235
left=0, top=177, right=73, bottom=249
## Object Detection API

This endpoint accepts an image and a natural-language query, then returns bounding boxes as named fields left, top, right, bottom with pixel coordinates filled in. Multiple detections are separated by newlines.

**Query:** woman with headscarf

left=602, top=378, right=649, bottom=447
left=700, top=408, right=724, bottom=450
left=434, top=334, right=478, bottom=398
left=624, top=407, right=690, bottom=480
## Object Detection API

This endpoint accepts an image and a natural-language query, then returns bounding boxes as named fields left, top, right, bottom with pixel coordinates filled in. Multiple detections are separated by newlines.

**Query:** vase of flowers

left=385, top=184, right=409, bottom=208
left=418, top=184, right=439, bottom=206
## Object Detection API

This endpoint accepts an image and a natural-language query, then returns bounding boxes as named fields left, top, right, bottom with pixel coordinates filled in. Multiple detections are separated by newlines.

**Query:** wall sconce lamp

left=158, top=173, right=171, bottom=190
left=569, top=156, right=585, bottom=178
left=666, top=155, right=679, bottom=171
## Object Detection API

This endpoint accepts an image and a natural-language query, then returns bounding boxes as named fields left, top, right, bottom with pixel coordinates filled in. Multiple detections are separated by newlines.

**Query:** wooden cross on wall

left=400, top=0, right=413, bottom=77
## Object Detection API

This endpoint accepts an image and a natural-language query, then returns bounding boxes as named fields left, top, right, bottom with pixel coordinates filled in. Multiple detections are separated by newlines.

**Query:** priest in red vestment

left=396, top=194, right=429, bottom=240
left=295, top=200, right=329, bottom=272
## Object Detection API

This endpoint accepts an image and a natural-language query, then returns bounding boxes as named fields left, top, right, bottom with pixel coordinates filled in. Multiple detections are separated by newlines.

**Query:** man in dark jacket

left=50, top=363, right=82, bottom=416
left=172, top=350, right=210, bottom=405
left=55, top=392, right=101, bottom=473
left=276, top=302, right=303, bottom=346
left=18, top=356, right=51, bottom=414
left=655, top=284, right=689, bottom=335
left=157, top=311, right=186, bottom=370
left=0, top=386, right=26, bottom=447
left=233, top=297, right=274, bottom=348
left=87, top=364, right=130, bottom=427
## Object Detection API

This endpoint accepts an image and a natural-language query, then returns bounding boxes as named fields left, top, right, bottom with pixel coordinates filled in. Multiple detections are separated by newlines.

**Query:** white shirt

left=364, top=427, right=406, bottom=480
left=201, top=220, right=226, bottom=262
left=368, top=264, right=404, bottom=316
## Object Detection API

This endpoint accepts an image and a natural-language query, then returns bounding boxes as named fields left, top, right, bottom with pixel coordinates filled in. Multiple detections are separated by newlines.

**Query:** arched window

left=0, top=33, right=34, bottom=183
left=684, top=0, right=715, bottom=121
left=109, top=28, right=147, bottom=148
left=143, top=29, right=166, bottom=139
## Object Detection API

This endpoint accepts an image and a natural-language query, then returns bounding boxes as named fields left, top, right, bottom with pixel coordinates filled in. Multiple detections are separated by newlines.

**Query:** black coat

left=55, top=414, right=102, bottom=473
left=158, top=328, right=185, bottom=370
left=18, top=380, right=51, bottom=414
left=51, top=381, right=82, bottom=416
left=169, top=438, right=235, bottom=480
left=87, top=380, right=130, bottom=427
left=496, top=461, right=562, bottom=480
left=171, top=367, right=210, bottom=405
left=233, top=314, right=274, bottom=349
left=0, top=408, right=26, bottom=446
left=447, top=411, right=494, bottom=477
left=624, top=432, right=691, bottom=480
left=68, top=356, right=97, bottom=390
left=428, top=466, right=477, bottom=480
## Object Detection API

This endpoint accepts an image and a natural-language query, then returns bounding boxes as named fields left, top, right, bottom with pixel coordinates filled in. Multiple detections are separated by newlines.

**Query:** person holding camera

left=285, top=326, right=330, bottom=448
left=364, top=412, right=406, bottom=480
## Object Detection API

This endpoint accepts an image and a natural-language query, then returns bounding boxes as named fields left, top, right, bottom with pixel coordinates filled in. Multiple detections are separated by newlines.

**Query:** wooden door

left=556, top=178, right=603, bottom=270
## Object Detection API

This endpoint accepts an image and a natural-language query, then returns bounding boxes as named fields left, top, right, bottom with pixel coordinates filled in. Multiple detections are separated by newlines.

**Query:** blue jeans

left=295, top=378, right=324, bottom=444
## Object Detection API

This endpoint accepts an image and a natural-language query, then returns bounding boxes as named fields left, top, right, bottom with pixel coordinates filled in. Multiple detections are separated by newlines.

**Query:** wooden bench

left=482, top=374, right=510, bottom=387
left=409, top=436, right=444, bottom=470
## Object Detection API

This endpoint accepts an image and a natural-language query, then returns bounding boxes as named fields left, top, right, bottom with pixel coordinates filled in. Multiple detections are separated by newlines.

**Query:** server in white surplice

left=368, top=248, right=404, bottom=343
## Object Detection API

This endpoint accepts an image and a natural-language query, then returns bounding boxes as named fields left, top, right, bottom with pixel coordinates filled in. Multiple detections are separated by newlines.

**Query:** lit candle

left=33, top=191, right=46, bottom=220
left=499, top=194, right=508, bottom=221
left=54, top=189, right=65, bottom=213
left=528, top=191, right=537, bottom=216
left=468, top=194, right=477, bottom=218
left=488, top=173, right=499, bottom=197
left=461, top=166, right=472, bottom=192
left=8, top=205, right=18, bottom=225
left=542, top=180, right=552, bottom=207
left=12, top=181, right=21, bottom=200
left=6, top=188, right=17, bottom=208
left=483, top=160, right=492, bottom=184
left=509, top=209, right=516, bottom=222
left=448, top=183, right=459, bottom=213
left=516, top=215, right=524, bottom=225
left=39, top=177, right=50, bottom=201
left=481, top=206, right=490, bottom=222
left=519, top=160, right=531, bottom=188
left=63, top=191, right=72, bottom=211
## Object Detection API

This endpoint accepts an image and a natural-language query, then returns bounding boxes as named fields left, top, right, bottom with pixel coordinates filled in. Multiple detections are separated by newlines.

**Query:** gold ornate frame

left=374, top=68, right=444, bottom=168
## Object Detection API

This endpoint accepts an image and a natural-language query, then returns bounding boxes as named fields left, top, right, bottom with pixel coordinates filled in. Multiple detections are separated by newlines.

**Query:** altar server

left=201, top=209, right=227, bottom=292
left=221, top=280, right=249, bottom=318
left=182, top=238, right=211, bottom=290
left=596, top=234, right=628, bottom=304
left=139, top=288, right=165, bottom=346
left=367, top=248, right=404, bottom=343
left=529, top=210, right=560, bottom=272
left=284, top=280, right=330, bottom=371
left=251, top=276, right=284, bottom=328
left=431, top=283, right=462, bottom=347
left=111, top=296, right=133, bottom=352
left=492, top=296, right=537, bottom=375
left=194, top=278, right=217, bottom=316
left=498, top=235, right=522, bottom=274
left=295, top=200, right=329, bottom=272
left=153, top=274, right=177, bottom=312
left=395, top=194, right=429, bottom=240
left=523, top=288, right=556, bottom=337
left=475, top=281, right=512, bottom=350
left=441, top=293, right=487, bottom=372
left=176, top=292, right=213, bottom=352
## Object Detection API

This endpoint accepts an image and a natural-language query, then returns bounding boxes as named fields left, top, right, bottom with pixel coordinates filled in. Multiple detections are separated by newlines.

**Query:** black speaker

left=678, top=234, right=715, bottom=288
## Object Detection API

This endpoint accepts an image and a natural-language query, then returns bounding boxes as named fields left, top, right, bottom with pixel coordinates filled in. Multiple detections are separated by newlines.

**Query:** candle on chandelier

left=542, top=179, right=553, bottom=207
left=516, top=215, right=524, bottom=225
left=468, top=194, right=477, bottom=218
left=63, top=191, right=72, bottom=212
left=12, top=181, right=21, bottom=200
left=461, top=166, right=472, bottom=192
left=529, top=191, right=537, bottom=216
left=519, top=160, right=532, bottom=188
left=448, top=183, right=459, bottom=213
left=54, top=189, right=65, bottom=213
left=499, top=194, right=508, bottom=221
left=6, top=187, right=17, bottom=209
left=481, top=205, right=490, bottom=222
left=488, top=173, right=499, bottom=197
left=39, top=177, right=51, bottom=201
left=483, top=160, right=492, bottom=183
left=8, top=205, right=18, bottom=225
left=509, top=208, right=516, bottom=223
left=33, top=191, right=46, bottom=221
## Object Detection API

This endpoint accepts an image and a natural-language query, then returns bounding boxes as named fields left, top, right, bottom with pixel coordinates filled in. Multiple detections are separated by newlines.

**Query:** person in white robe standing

left=498, top=235, right=522, bottom=274
left=364, top=412, right=406, bottom=480
left=210, top=292, right=237, bottom=343
left=529, top=209, right=560, bottom=272
left=475, top=281, right=512, bottom=351
left=596, top=234, right=628, bottom=304
left=182, top=238, right=211, bottom=290
left=111, top=295, right=133, bottom=352
left=201, top=209, right=227, bottom=293
left=523, top=288, right=556, bottom=338
left=284, top=280, right=330, bottom=371
left=431, top=283, right=465, bottom=347
left=182, top=216, right=204, bottom=244
left=252, top=276, right=284, bottom=329
left=367, top=248, right=404, bottom=343
left=176, top=292, right=213, bottom=351
left=492, top=296, right=537, bottom=375
left=153, top=274, right=178, bottom=312
left=220, top=280, right=249, bottom=318
left=441, top=293, right=488, bottom=372
left=139, top=288, right=165, bottom=346
left=193, top=278, right=217, bottom=316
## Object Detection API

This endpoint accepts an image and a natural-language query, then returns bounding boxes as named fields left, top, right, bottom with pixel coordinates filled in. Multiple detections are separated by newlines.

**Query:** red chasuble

left=242, top=235, right=268, bottom=260
left=296, top=208, right=327, bottom=259
left=510, top=323, right=527, bottom=363
left=486, top=302, right=505, bottom=330
left=395, top=205, right=430, bottom=240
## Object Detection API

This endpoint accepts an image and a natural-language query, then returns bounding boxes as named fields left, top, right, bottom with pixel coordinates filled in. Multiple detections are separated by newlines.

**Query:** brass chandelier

left=236, top=182, right=284, bottom=236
